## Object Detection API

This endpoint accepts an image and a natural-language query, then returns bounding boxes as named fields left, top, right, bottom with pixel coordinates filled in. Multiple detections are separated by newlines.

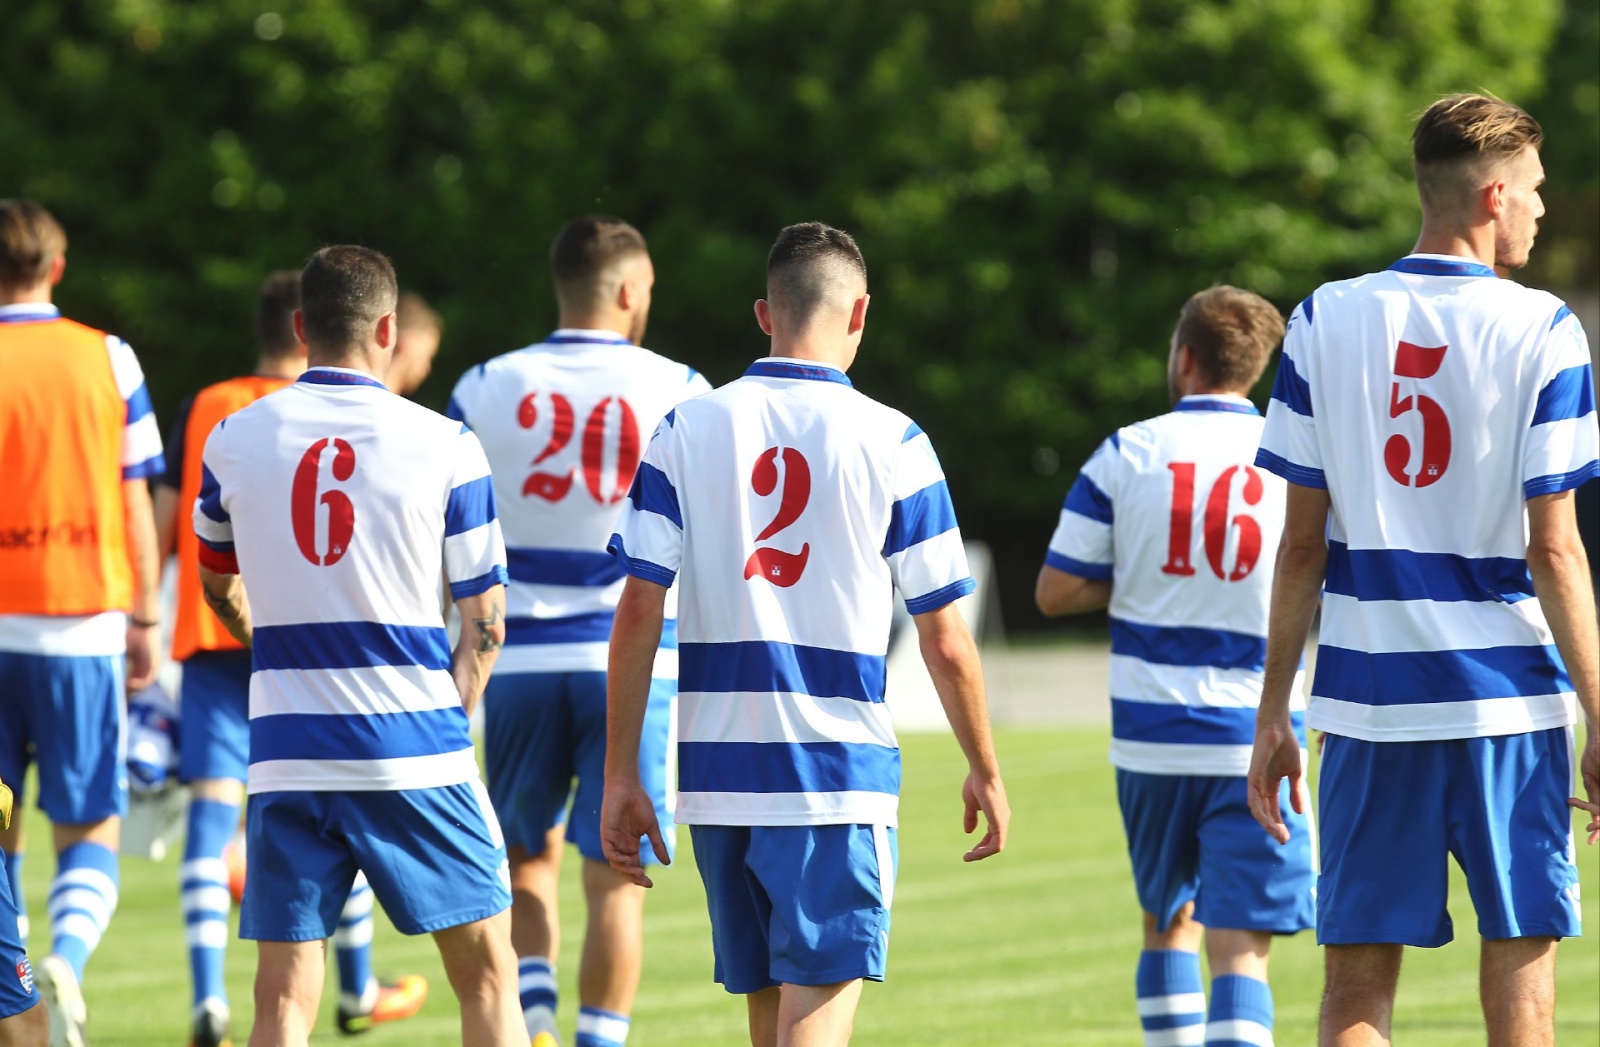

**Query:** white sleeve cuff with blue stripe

left=443, top=430, right=508, bottom=598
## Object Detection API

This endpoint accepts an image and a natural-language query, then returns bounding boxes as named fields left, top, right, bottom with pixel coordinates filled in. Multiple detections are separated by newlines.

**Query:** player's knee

left=436, top=915, right=518, bottom=996
left=0, top=999, right=49, bottom=1047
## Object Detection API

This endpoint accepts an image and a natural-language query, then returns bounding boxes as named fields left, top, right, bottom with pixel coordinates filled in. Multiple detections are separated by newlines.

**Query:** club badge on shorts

left=14, top=958, right=33, bottom=996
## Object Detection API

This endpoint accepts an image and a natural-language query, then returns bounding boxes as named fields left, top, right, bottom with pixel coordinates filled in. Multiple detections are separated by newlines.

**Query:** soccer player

left=601, top=222, right=1010, bottom=1047
left=0, top=199, right=164, bottom=1047
left=192, top=246, right=524, bottom=1046
left=447, top=215, right=710, bottom=1047
left=0, top=773, right=45, bottom=1045
left=152, top=271, right=427, bottom=1045
left=385, top=292, right=443, bottom=397
left=1036, top=287, right=1312, bottom=1047
left=1249, top=94, right=1600, bottom=1046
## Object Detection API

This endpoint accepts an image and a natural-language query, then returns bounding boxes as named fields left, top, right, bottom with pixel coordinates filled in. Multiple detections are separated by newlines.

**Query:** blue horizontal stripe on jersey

left=505, top=612, right=614, bottom=646
left=196, top=535, right=234, bottom=554
left=743, top=359, right=854, bottom=386
left=449, top=566, right=508, bottom=600
left=606, top=534, right=676, bottom=588
left=125, top=382, right=155, bottom=424
left=1551, top=304, right=1573, bottom=329
left=1109, top=618, right=1265, bottom=672
left=506, top=546, right=626, bottom=587
left=905, top=576, right=976, bottom=615
left=679, top=640, right=887, bottom=703
left=884, top=480, right=959, bottom=556
left=197, top=464, right=230, bottom=522
left=1531, top=364, right=1596, bottom=425
left=1313, top=643, right=1571, bottom=706
left=1388, top=256, right=1497, bottom=278
left=677, top=740, right=900, bottom=795
left=123, top=455, right=166, bottom=481
left=1525, top=461, right=1600, bottom=499
left=1254, top=448, right=1326, bottom=489
left=249, top=707, right=472, bottom=764
left=1268, top=355, right=1314, bottom=417
left=252, top=622, right=451, bottom=672
left=1044, top=550, right=1113, bottom=580
left=444, top=475, right=498, bottom=536
left=1112, top=700, right=1305, bottom=747
left=1325, top=542, right=1534, bottom=604
left=629, top=462, right=682, bottom=528
left=1062, top=473, right=1113, bottom=523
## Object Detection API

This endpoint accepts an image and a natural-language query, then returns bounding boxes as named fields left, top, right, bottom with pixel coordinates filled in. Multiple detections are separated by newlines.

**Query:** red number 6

left=291, top=437, right=357, bottom=566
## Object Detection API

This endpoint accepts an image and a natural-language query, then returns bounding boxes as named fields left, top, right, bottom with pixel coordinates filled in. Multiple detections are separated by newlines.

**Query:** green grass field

left=16, top=727, right=1600, bottom=1045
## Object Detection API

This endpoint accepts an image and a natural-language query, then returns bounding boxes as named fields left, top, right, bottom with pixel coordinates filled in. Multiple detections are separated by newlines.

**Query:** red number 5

left=743, top=447, right=811, bottom=586
left=1384, top=341, right=1451, bottom=487
left=291, top=438, right=356, bottom=566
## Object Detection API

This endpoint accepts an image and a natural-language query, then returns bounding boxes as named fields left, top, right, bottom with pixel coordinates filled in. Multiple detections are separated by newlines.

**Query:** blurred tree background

left=3, top=0, right=1594, bottom=629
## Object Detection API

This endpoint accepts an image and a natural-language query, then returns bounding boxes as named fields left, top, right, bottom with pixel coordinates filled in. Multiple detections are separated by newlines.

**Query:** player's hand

left=1570, top=730, right=1600, bottom=846
left=600, top=778, right=670, bottom=888
left=125, top=620, right=160, bottom=693
left=1247, top=716, right=1306, bottom=845
left=960, top=770, right=1009, bottom=862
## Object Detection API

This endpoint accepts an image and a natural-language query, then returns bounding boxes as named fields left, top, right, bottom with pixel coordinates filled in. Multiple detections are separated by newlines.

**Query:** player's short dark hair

left=0, top=199, right=67, bottom=290
left=1412, top=94, right=1542, bottom=212
left=1174, top=286, right=1285, bottom=391
left=255, top=270, right=302, bottom=358
left=396, top=291, right=442, bottom=334
left=765, top=222, right=867, bottom=327
left=550, top=216, right=648, bottom=310
left=298, top=246, right=398, bottom=353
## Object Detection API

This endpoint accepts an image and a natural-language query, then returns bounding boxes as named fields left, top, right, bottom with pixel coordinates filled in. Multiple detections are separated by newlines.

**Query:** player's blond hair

left=1412, top=94, right=1542, bottom=213
left=0, top=199, right=67, bottom=290
left=1175, top=286, right=1284, bottom=392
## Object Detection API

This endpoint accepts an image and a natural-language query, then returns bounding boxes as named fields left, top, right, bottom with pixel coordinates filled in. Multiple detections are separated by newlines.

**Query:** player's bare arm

left=914, top=602, right=1010, bottom=861
left=1034, top=565, right=1112, bottom=617
left=152, top=482, right=180, bottom=562
left=450, top=586, right=506, bottom=718
left=198, top=564, right=253, bottom=647
left=1247, top=481, right=1329, bottom=844
left=601, top=575, right=672, bottom=888
left=124, top=476, right=164, bottom=689
left=1526, top=489, right=1600, bottom=843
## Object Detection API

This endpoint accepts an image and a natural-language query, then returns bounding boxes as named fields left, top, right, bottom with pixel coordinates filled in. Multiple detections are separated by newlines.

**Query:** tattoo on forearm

left=473, top=602, right=504, bottom=654
left=203, top=587, right=244, bottom=621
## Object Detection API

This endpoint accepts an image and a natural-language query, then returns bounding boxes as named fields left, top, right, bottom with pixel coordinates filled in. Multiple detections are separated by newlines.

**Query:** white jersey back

left=611, top=358, right=975, bottom=826
left=1046, top=395, right=1301, bottom=775
left=447, top=330, right=710, bottom=674
left=194, top=368, right=508, bottom=793
left=1258, top=254, right=1598, bottom=741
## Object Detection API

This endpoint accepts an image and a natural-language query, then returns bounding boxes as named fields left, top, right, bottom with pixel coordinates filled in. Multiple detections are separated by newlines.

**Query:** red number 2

left=743, top=447, right=811, bottom=586
left=1161, top=462, right=1263, bottom=582
left=516, top=392, right=639, bottom=504
left=1384, top=341, right=1451, bottom=487
left=290, top=438, right=356, bottom=566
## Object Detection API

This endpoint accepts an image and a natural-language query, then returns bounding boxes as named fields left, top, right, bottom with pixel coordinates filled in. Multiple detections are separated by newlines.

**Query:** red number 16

left=1161, top=462, right=1264, bottom=582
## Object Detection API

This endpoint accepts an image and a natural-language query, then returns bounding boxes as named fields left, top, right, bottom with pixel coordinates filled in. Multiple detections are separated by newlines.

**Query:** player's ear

left=754, top=299, right=774, bottom=336
left=47, top=254, right=65, bottom=287
left=1483, top=176, right=1508, bottom=220
left=375, top=311, right=398, bottom=351
left=292, top=309, right=306, bottom=346
left=848, top=293, right=870, bottom=336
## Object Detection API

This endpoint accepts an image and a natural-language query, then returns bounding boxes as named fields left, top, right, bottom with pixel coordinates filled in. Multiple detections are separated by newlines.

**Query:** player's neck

left=1411, top=221, right=1495, bottom=268
left=0, top=282, right=52, bottom=307
left=555, top=312, right=633, bottom=344
left=254, top=354, right=308, bottom=380
left=306, top=347, right=385, bottom=378
left=766, top=336, right=852, bottom=372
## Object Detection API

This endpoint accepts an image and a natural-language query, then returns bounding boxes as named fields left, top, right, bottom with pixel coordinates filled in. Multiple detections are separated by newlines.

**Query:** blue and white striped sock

left=181, top=798, right=239, bottom=1008
left=576, top=1005, right=630, bottom=1047
left=1206, top=974, right=1274, bottom=1046
left=49, top=842, right=120, bottom=980
left=518, top=956, right=558, bottom=1037
left=1136, top=949, right=1205, bottom=1047
left=335, top=872, right=376, bottom=1010
left=4, top=849, right=26, bottom=946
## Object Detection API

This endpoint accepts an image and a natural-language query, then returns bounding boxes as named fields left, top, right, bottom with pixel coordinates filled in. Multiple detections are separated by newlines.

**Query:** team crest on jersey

left=15, top=957, right=33, bottom=995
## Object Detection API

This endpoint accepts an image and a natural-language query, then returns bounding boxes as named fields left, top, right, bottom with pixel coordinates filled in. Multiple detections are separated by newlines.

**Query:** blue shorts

left=0, top=848, right=37, bottom=1020
left=1318, top=727, right=1581, bottom=947
left=240, top=781, right=511, bottom=941
left=484, top=671, right=675, bottom=864
left=0, top=650, right=126, bottom=824
left=690, top=823, right=896, bottom=994
left=179, top=650, right=252, bottom=784
left=1117, top=769, right=1316, bottom=935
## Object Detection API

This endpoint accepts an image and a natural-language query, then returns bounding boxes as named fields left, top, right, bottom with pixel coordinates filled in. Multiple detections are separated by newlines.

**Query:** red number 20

left=1384, top=341, right=1451, bottom=487
left=290, top=437, right=356, bottom=566
left=516, top=392, right=640, bottom=504
left=1161, top=462, right=1263, bottom=582
left=743, top=447, right=811, bottom=586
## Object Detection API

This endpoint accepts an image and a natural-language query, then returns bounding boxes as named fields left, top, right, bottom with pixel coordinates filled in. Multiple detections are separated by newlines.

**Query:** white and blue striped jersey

left=610, top=358, right=976, bottom=827
left=1047, top=394, right=1303, bottom=775
left=193, top=368, right=508, bottom=794
left=1258, top=254, right=1599, bottom=742
left=447, top=330, right=711, bottom=675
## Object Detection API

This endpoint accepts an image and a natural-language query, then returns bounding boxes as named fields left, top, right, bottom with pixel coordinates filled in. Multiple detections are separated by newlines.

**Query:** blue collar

left=0, top=303, right=61, bottom=324
left=545, top=329, right=633, bottom=346
left=743, top=358, right=853, bottom=387
left=1173, top=395, right=1260, bottom=416
left=297, top=367, right=388, bottom=390
left=1388, top=255, right=1498, bottom=279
